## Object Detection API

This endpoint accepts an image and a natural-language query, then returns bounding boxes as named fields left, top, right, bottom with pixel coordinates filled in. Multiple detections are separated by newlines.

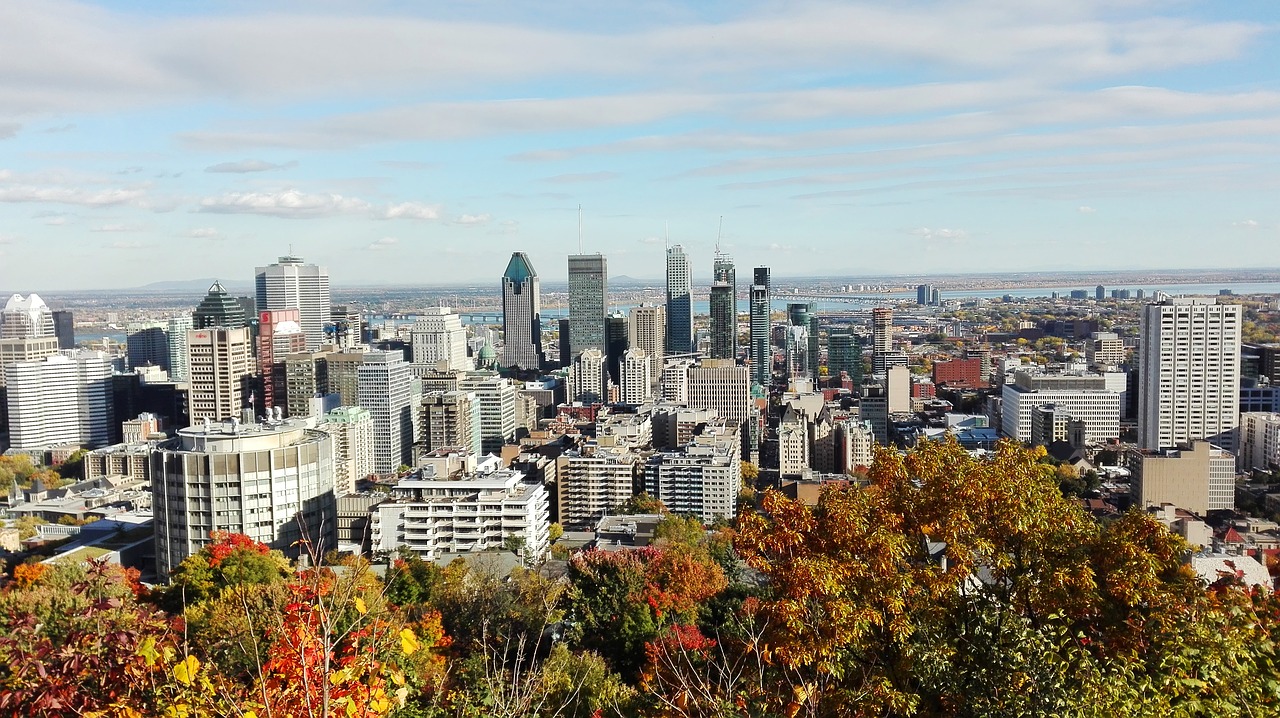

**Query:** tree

left=548, top=523, right=564, bottom=544
left=618, top=493, right=666, bottom=515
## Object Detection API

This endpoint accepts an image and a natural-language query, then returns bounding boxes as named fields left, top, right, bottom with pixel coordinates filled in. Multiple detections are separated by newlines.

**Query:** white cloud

left=106, top=240, right=144, bottom=249
left=44, top=216, right=67, bottom=225
left=367, top=237, right=398, bottom=251
left=197, top=189, right=371, bottom=218
left=382, top=202, right=439, bottom=220
left=638, top=236, right=663, bottom=245
left=189, top=227, right=220, bottom=239
left=1078, top=205, right=1096, bottom=213
left=0, top=185, right=148, bottom=207
left=91, top=223, right=140, bottom=232
left=767, top=242, right=792, bottom=252
left=452, top=213, right=489, bottom=225
left=205, top=159, right=297, bottom=173
left=1233, top=219, right=1260, bottom=228
left=912, top=227, right=969, bottom=242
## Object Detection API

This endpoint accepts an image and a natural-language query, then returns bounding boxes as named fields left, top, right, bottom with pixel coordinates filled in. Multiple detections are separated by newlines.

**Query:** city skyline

left=2, top=2, right=1280, bottom=290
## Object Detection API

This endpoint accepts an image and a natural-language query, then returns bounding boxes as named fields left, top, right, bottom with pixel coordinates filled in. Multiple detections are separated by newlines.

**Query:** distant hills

left=136, top=278, right=254, bottom=292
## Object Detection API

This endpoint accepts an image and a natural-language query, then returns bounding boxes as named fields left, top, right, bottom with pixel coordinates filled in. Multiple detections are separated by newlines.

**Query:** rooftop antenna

left=716, top=216, right=723, bottom=254
left=665, top=222, right=669, bottom=250
left=578, top=205, right=583, bottom=254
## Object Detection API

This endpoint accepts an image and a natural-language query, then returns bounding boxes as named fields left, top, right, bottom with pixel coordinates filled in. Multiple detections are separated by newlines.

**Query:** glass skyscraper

left=568, top=254, right=608, bottom=359
left=665, top=245, right=692, bottom=355
left=709, top=252, right=736, bottom=360
left=750, top=267, right=771, bottom=388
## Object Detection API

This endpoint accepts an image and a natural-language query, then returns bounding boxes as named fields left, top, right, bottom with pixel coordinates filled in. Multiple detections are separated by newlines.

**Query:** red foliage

left=205, top=531, right=269, bottom=567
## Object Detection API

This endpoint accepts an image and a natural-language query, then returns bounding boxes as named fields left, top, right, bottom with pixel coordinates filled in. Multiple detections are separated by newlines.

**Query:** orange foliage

left=11, top=563, right=48, bottom=590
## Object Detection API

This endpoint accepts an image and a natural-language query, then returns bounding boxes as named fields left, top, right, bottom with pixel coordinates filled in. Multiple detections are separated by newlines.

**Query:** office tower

left=688, top=359, right=751, bottom=431
left=749, top=267, right=771, bottom=388
left=6, top=350, right=113, bottom=449
left=126, top=323, right=170, bottom=371
left=285, top=351, right=331, bottom=418
left=258, top=309, right=307, bottom=412
left=193, top=281, right=247, bottom=329
left=788, top=302, right=819, bottom=382
left=1000, top=371, right=1121, bottom=444
left=568, top=348, right=608, bottom=404
left=567, top=254, right=608, bottom=358
left=411, top=307, right=470, bottom=371
left=329, top=305, right=362, bottom=349
left=1139, top=298, right=1242, bottom=451
left=1129, top=441, right=1235, bottom=515
left=321, top=406, right=374, bottom=495
left=628, top=304, right=665, bottom=387
left=501, top=252, right=543, bottom=370
left=784, top=325, right=809, bottom=381
left=458, top=374, right=518, bottom=455
left=166, top=316, right=193, bottom=382
left=1087, top=332, right=1127, bottom=368
left=665, top=245, right=693, bottom=355
left=709, top=252, right=737, bottom=360
left=1095, top=285, right=1106, bottom=301
left=644, top=423, right=740, bottom=523
left=419, top=390, right=480, bottom=455
left=150, top=418, right=337, bottom=578
left=1, top=293, right=55, bottom=339
left=871, top=307, right=894, bottom=373
left=51, top=310, right=75, bottom=349
left=557, top=319, right=571, bottom=368
left=930, top=288, right=941, bottom=306
left=255, top=255, right=331, bottom=350
left=187, top=326, right=254, bottom=423
left=605, top=312, right=629, bottom=385
left=326, top=351, right=367, bottom=406
left=916, top=284, right=932, bottom=306
left=620, top=349, right=653, bottom=405
left=827, top=331, right=862, bottom=383
left=357, top=351, right=413, bottom=474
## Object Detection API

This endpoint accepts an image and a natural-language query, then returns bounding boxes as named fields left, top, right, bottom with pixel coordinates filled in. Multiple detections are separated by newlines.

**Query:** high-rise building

left=750, top=267, right=771, bottom=388
left=166, top=316, right=193, bottom=382
left=1000, top=371, right=1121, bottom=444
left=187, top=326, right=254, bottom=424
left=357, top=351, right=414, bottom=474
left=872, top=307, right=894, bottom=373
left=605, top=313, right=629, bottom=386
left=150, top=418, right=337, bottom=578
left=1239, top=412, right=1280, bottom=473
left=665, top=245, right=693, bottom=355
left=6, top=350, right=113, bottom=449
left=688, top=359, right=751, bottom=432
left=557, top=445, right=637, bottom=529
left=788, top=302, right=819, bottom=382
left=321, top=406, right=374, bottom=495
left=916, top=284, right=932, bottom=306
left=567, top=254, right=607, bottom=358
left=644, top=423, right=740, bottom=523
left=1139, top=298, right=1242, bottom=451
left=126, top=323, right=170, bottom=371
left=568, top=348, right=608, bottom=404
left=193, top=281, right=247, bottom=329
left=1095, top=285, right=1106, bottom=301
left=255, top=255, right=332, bottom=350
left=620, top=349, right=653, bottom=405
left=827, top=331, right=862, bottom=383
left=709, top=252, right=737, bottom=360
left=419, top=390, right=480, bottom=456
left=629, top=304, right=665, bottom=387
left=458, top=374, right=518, bottom=455
left=1, top=293, right=55, bottom=339
left=500, top=252, right=542, bottom=370
left=284, top=351, right=332, bottom=418
left=326, top=351, right=368, bottom=407
left=557, top=318, right=571, bottom=368
left=329, top=305, right=362, bottom=349
left=410, top=307, right=470, bottom=371
left=51, top=310, right=75, bottom=349
left=258, top=309, right=307, bottom=413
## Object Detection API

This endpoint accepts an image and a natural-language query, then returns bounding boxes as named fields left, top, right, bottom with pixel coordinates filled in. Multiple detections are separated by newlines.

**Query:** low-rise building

left=1128, top=441, right=1236, bottom=515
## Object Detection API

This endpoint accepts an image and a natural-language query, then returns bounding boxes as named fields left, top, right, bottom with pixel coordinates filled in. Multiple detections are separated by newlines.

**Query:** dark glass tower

left=193, top=281, right=247, bottom=329
left=709, top=253, right=736, bottom=360
left=501, top=252, right=543, bottom=370
left=605, top=312, right=629, bottom=385
left=665, top=245, right=692, bottom=354
left=749, top=267, right=771, bottom=388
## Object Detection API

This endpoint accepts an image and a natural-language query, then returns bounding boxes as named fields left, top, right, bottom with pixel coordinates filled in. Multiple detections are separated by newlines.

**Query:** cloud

left=41, top=124, right=75, bottom=134
left=91, top=223, right=141, bottom=232
left=366, top=237, right=398, bottom=251
left=1078, top=205, right=1096, bottom=213
left=106, top=240, right=144, bottom=250
left=189, top=227, right=220, bottom=239
left=382, top=202, right=439, bottom=220
left=205, top=159, right=297, bottom=173
left=638, top=236, right=663, bottom=245
left=0, top=123, right=20, bottom=139
left=767, top=242, right=792, bottom=252
left=0, top=185, right=149, bottom=207
left=1233, top=219, right=1260, bottom=228
left=44, top=216, right=67, bottom=225
left=912, top=227, right=969, bottom=242
left=452, top=213, right=489, bottom=225
left=541, top=171, right=620, bottom=184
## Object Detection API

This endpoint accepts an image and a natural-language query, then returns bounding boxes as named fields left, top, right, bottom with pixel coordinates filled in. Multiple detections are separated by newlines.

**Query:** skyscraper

left=710, top=253, right=737, bottom=360
left=126, top=323, right=170, bottom=371
left=357, top=350, right=414, bottom=474
left=410, top=307, right=470, bottom=371
left=500, top=252, right=542, bottom=370
left=605, top=312, right=629, bottom=386
left=568, top=254, right=608, bottom=358
left=916, top=284, right=932, bottom=305
left=258, top=309, right=307, bottom=412
left=568, top=347, right=608, bottom=404
left=665, top=245, right=693, bottom=355
left=187, top=326, right=254, bottom=423
left=6, top=351, right=113, bottom=449
left=629, top=304, right=665, bottom=387
left=193, top=281, right=247, bottom=329
left=255, top=255, right=332, bottom=350
left=51, top=310, right=75, bottom=349
left=1139, top=298, right=1242, bottom=451
left=167, top=316, right=194, bottom=382
left=620, top=349, right=653, bottom=405
left=872, top=307, right=894, bottom=373
left=1, top=293, right=55, bottom=339
left=749, top=267, right=771, bottom=388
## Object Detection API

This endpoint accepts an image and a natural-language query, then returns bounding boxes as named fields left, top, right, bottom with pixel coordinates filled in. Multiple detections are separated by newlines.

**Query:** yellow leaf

left=173, top=655, right=200, bottom=686
left=345, top=699, right=357, bottom=717
left=244, top=713, right=259, bottom=718
left=136, top=636, right=159, bottom=667
left=390, top=669, right=406, bottom=686
left=400, top=627, right=421, bottom=655
left=354, top=596, right=368, bottom=615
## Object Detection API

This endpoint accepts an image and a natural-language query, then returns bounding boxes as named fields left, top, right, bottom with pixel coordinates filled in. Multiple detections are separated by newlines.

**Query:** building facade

left=255, top=255, right=332, bottom=350
left=6, top=351, right=114, bottom=449
left=665, top=245, right=693, bottom=355
left=500, top=252, right=542, bottom=370
left=357, top=351, right=414, bottom=474
left=187, top=327, right=254, bottom=424
left=568, top=254, right=608, bottom=358
left=749, top=267, right=771, bottom=387
left=411, top=307, right=470, bottom=371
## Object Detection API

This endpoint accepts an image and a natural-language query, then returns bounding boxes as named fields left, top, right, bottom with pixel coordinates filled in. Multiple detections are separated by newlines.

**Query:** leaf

left=136, top=636, right=159, bottom=667
left=173, top=655, right=200, bottom=686
left=354, top=596, right=367, bottom=615
left=400, top=627, right=421, bottom=655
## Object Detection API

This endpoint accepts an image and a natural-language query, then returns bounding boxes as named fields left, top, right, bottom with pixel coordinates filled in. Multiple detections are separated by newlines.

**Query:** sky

left=1, top=0, right=1279, bottom=289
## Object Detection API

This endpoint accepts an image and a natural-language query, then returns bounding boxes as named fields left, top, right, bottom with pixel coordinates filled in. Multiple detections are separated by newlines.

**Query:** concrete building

left=749, top=267, right=771, bottom=387
left=688, top=359, right=752, bottom=432
left=1129, top=441, right=1236, bottom=514
left=1088, top=331, right=1127, bottom=368
left=665, top=244, right=693, bottom=355
left=709, top=252, right=737, bottom=361
left=255, top=255, right=332, bottom=350
left=1239, top=412, right=1280, bottom=473
left=1000, top=370, right=1120, bottom=444
left=369, top=465, right=550, bottom=562
left=329, top=305, right=363, bottom=350
left=887, top=365, right=911, bottom=414
left=629, top=304, right=665, bottom=387
left=501, top=252, right=543, bottom=370
left=568, top=348, right=608, bottom=404
left=0, top=336, right=60, bottom=389
left=187, top=326, right=254, bottom=424
left=320, top=406, right=374, bottom=496
left=85, top=442, right=153, bottom=483
left=284, top=350, right=332, bottom=418
left=325, top=351, right=367, bottom=407
left=150, top=418, right=337, bottom=578
left=557, top=444, right=637, bottom=529
left=458, top=373, right=518, bottom=455
left=411, top=307, right=470, bottom=371
left=122, top=412, right=162, bottom=444
left=568, top=253, right=608, bottom=358
left=644, top=423, right=740, bottom=523
left=778, top=406, right=809, bottom=477
left=6, top=351, right=114, bottom=449
left=835, top=418, right=875, bottom=472
left=871, top=307, right=894, bottom=374
left=419, top=391, right=480, bottom=456
left=620, top=349, right=653, bottom=405
left=357, top=351, right=414, bottom=474
left=1139, top=298, right=1242, bottom=451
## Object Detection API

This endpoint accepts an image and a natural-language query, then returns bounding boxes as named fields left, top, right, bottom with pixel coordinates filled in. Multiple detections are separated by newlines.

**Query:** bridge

left=780, top=294, right=901, bottom=305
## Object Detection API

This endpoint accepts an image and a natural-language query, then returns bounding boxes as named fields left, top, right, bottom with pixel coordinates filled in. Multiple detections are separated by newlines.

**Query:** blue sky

left=1, top=0, right=1279, bottom=289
